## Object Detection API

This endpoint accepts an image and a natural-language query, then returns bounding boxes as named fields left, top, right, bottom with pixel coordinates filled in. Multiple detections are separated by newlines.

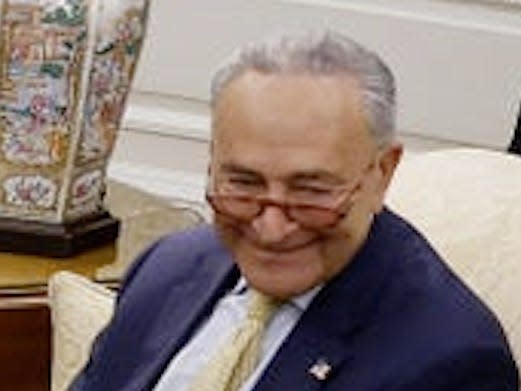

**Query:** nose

left=250, top=204, right=299, bottom=245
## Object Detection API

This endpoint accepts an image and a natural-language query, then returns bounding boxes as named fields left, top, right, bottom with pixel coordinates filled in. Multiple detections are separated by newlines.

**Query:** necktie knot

left=247, top=290, right=281, bottom=323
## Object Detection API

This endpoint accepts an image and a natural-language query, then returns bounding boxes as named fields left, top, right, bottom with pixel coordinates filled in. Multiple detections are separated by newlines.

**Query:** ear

left=370, top=142, right=403, bottom=212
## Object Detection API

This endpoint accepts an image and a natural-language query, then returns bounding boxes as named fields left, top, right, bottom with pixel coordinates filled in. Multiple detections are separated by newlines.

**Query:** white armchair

left=387, top=147, right=521, bottom=364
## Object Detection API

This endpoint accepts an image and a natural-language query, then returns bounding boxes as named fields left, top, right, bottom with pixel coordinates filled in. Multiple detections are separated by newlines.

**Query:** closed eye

left=227, top=177, right=262, bottom=186
left=291, top=185, right=334, bottom=195
left=221, top=176, right=265, bottom=193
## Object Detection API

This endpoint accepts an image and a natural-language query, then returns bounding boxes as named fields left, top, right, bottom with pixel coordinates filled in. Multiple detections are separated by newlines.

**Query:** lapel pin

left=308, top=359, right=332, bottom=381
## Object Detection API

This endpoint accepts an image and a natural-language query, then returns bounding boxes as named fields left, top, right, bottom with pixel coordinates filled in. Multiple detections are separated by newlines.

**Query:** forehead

left=211, top=71, right=375, bottom=180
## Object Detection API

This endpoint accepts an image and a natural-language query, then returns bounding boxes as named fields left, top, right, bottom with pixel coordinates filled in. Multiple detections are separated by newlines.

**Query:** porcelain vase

left=0, top=0, right=150, bottom=256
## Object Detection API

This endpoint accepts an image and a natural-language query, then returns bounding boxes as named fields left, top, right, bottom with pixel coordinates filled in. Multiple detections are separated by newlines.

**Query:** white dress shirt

left=153, top=278, right=321, bottom=391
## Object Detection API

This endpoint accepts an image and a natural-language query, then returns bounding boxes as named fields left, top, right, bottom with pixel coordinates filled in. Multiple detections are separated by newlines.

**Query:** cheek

left=318, top=232, right=355, bottom=276
left=364, top=173, right=389, bottom=213
left=214, top=217, right=244, bottom=254
left=319, top=209, right=374, bottom=271
left=364, top=186, right=385, bottom=213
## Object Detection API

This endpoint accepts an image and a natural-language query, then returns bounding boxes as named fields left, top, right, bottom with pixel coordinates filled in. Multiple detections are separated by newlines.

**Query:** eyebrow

left=219, top=163, right=261, bottom=177
left=218, top=163, right=345, bottom=185
left=289, top=170, right=345, bottom=185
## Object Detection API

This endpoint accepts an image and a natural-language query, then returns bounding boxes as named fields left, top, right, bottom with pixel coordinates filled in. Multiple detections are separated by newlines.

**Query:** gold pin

left=308, top=359, right=332, bottom=381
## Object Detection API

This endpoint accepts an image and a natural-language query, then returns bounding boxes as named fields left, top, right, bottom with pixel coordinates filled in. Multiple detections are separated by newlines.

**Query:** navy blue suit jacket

left=71, top=209, right=519, bottom=390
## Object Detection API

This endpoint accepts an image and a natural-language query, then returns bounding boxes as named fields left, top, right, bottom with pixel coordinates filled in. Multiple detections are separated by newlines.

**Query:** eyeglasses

left=206, top=161, right=374, bottom=230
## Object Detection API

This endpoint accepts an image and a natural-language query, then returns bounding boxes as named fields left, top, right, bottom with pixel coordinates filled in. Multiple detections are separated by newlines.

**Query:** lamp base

left=0, top=212, right=120, bottom=258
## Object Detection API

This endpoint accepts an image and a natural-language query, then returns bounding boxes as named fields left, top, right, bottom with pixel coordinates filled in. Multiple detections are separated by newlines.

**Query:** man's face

left=210, top=71, right=401, bottom=299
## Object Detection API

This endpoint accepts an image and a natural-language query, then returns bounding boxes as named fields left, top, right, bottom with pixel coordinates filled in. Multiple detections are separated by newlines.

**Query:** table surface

left=0, top=180, right=206, bottom=391
left=0, top=180, right=205, bottom=296
left=0, top=245, right=116, bottom=294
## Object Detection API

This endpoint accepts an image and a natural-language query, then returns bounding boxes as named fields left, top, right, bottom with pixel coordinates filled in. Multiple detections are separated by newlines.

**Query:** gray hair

left=210, top=30, right=396, bottom=146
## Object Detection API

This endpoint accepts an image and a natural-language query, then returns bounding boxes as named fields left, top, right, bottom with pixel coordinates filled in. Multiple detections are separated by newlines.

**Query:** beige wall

left=109, top=0, right=521, bottom=199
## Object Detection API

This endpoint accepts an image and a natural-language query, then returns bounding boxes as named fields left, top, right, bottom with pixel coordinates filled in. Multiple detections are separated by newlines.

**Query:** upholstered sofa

left=48, top=147, right=521, bottom=390
left=386, top=148, right=521, bottom=365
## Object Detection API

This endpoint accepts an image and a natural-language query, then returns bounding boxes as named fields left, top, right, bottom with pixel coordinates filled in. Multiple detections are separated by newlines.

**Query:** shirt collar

left=232, top=277, right=322, bottom=311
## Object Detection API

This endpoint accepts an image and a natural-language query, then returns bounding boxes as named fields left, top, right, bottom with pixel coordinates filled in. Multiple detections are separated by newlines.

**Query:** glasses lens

left=208, top=193, right=347, bottom=228
left=289, top=205, right=342, bottom=229
left=209, top=194, right=260, bottom=220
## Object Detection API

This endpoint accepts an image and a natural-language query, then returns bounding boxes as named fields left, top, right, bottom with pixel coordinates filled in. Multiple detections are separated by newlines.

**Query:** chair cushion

left=387, top=148, right=521, bottom=363
left=48, top=271, right=116, bottom=391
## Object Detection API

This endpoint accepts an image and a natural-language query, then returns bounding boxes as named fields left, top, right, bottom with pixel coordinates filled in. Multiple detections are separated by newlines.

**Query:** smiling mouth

left=246, top=235, right=320, bottom=254
left=219, top=220, right=322, bottom=253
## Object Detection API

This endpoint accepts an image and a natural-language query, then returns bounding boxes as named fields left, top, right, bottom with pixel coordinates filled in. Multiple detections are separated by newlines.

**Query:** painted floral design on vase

left=0, top=0, right=149, bottom=225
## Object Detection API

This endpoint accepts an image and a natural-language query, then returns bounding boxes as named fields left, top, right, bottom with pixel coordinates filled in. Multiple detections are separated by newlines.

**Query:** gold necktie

left=189, top=290, right=280, bottom=391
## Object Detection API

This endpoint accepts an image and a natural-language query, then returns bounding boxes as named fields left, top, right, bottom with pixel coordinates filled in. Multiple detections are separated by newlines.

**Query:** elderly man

left=71, top=30, right=519, bottom=390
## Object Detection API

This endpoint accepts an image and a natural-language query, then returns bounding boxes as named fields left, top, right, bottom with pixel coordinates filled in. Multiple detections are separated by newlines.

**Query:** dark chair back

left=508, top=103, right=521, bottom=155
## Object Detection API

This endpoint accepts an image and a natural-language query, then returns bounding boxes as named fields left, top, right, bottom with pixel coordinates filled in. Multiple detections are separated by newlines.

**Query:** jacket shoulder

left=120, top=225, right=226, bottom=293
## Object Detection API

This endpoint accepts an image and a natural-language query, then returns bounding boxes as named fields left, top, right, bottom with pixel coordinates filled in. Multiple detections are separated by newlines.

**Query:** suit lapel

left=254, top=210, right=396, bottom=390
left=253, top=323, right=353, bottom=391
left=132, top=242, right=241, bottom=390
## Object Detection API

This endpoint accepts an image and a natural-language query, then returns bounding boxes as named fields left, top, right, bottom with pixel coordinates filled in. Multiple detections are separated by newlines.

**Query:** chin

left=237, top=254, right=322, bottom=300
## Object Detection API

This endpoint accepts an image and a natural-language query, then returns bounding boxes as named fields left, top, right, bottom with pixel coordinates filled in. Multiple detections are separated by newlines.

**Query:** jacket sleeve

left=399, top=345, right=520, bottom=391
left=67, top=237, right=167, bottom=391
